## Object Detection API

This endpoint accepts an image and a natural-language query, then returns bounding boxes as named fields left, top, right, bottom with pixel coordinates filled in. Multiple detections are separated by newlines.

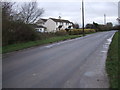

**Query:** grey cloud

left=39, top=1, right=118, bottom=25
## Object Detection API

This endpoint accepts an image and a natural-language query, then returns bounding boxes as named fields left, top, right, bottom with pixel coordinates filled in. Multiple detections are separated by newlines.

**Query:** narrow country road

left=3, top=31, right=116, bottom=88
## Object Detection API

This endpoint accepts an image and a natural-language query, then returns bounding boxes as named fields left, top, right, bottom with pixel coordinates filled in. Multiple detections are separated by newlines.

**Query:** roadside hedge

left=68, top=29, right=96, bottom=35
left=55, top=30, right=68, bottom=36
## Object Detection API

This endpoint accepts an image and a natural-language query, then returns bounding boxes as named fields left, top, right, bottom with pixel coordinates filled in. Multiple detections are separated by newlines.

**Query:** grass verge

left=2, top=35, right=81, bottom=53
left=106, top=31, right=120, bottom=88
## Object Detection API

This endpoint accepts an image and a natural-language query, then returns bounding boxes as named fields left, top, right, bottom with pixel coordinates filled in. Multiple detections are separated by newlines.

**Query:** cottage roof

left=36, top=25, right=46, bottom=28
left=50, top=18, right=71, bottom=23
left=41, top=19, right=47, bottom=22
left=30, top=24, right=46, bottom=28
left=36, top=18, right=47, bottom=23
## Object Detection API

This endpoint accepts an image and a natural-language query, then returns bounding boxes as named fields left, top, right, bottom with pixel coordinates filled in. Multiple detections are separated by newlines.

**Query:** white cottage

left=45, top=18, right=73, bottom=32
left=35, top=25, right=46, bottom=32
left=36, top=18, right=74, bottom=32
left=35, top=19, right=47, bottom=32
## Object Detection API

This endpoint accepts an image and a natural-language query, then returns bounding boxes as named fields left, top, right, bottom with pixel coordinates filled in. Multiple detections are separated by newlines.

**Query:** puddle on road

left=103, top=45, right=108, bottom=49
left=84, top=71, right=96, bottom=77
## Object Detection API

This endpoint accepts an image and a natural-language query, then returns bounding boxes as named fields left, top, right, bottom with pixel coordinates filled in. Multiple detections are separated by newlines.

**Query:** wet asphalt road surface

left=3, top=31, right=116, bottom=88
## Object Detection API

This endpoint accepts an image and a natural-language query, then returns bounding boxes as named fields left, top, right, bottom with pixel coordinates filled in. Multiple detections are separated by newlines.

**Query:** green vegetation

left=3, top=35, right=81, bottom=53
left=106, top=31, right=120, bottom=88
left=2, top=29, right=96, bottom=53
left=86, top=22, right=114, bottom=32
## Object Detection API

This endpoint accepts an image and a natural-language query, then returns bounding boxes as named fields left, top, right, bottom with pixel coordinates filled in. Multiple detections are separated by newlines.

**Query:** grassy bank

left=2, top=35, right=81, bottom=53
left=106, top=31, right=119, bottom=88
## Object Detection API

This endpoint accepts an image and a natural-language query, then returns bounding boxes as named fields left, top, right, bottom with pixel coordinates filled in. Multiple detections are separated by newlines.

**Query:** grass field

left=2, top=35, right=81, bottom=53
left=106, top=31, right=120, bottom=88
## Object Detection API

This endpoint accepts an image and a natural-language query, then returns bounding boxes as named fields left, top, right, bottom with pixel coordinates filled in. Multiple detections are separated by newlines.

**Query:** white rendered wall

left=45, top=19, right=56, bottom=32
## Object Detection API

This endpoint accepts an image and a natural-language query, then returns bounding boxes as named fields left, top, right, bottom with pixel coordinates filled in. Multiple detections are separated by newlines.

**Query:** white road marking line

left=32, top=73, right=36, bottom=76
left=101, top=51, right=107, bottom=53
left=101, top=33, right=115, bottom=53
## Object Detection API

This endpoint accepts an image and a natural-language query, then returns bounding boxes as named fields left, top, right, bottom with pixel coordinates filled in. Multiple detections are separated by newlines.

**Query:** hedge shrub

left=68, top=29, right=96, bottom=35
left=55, top=30, right=68, bottom=36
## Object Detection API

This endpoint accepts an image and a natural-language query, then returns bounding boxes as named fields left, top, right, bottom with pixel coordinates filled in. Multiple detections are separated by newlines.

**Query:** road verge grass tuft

left=106, top=31, right=120, bottom=88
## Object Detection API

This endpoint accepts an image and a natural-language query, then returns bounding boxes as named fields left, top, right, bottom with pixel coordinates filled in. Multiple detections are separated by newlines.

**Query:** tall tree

left=85, top=24, right=94, bottom=29
left=2, top=2, right=15, bottom=21
left=106, top=22, right=113, bottom=28
left=73, top=23, right=79, bottom=29
left=2, top=2, right=15, bottom=45
left=16, top=2, right=44, bottom=24
left=117, top=18, right=120, bottom=25
left=93, top=22, right=99, bottom=32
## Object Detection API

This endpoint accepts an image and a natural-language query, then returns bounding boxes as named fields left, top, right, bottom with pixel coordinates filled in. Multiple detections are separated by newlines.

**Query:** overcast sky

left=9, top=0, right=120, bottom=26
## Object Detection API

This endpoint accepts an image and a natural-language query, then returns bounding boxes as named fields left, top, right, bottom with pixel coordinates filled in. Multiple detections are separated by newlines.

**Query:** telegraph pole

left=82, top=0, right=85, bottom=36
left=104, top=14, right=106, bottom=25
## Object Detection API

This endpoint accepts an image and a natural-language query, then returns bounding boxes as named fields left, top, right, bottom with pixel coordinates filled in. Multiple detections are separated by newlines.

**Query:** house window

left=60, top=22, right=62, bottom=25
left=56, top=22, right=58, bottom=25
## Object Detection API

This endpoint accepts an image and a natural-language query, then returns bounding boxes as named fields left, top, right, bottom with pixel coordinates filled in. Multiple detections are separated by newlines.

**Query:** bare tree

left=117, top=18, right=120, bottom=25
left=2, top=2, right=16, bottom=46
left=17, top=2, right=44, bottom=24
left=2, top=2, right=15, bottom=21
left=73, top=23, right=79, bottom=29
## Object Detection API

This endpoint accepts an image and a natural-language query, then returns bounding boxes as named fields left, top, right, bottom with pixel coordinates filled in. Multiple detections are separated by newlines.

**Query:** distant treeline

left=86, top=22, right=120, bottom=31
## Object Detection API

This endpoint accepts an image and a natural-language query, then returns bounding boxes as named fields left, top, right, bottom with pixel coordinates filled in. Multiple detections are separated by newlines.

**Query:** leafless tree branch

left=17, top=2, right=44, bottom=24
